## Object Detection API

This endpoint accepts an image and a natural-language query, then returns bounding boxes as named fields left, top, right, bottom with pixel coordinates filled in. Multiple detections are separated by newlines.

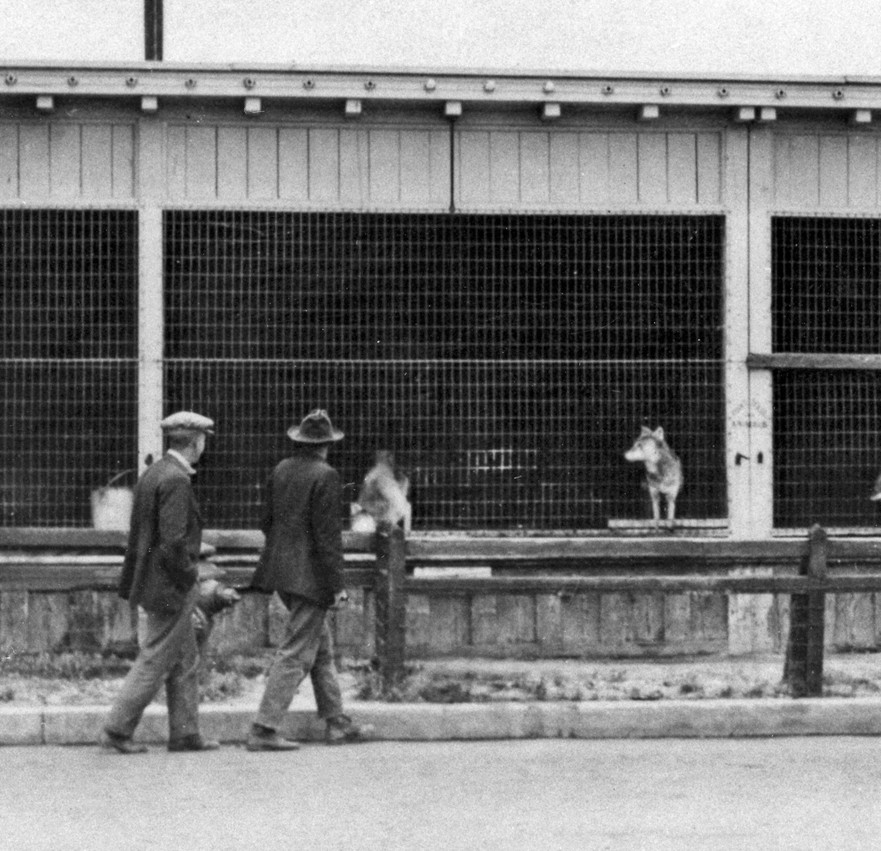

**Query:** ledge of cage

left=607, top=518, right=728, bottom=537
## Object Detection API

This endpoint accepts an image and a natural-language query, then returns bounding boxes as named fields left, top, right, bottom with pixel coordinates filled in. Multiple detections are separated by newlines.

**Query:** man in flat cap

left=247, top=409, right=372, bottom=750
left=101, top=411, right=219, bottom=754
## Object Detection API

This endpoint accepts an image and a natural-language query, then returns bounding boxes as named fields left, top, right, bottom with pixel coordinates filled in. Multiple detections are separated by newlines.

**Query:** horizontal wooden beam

left=405, top=573, right=881, bottom=596
left=405, top=536, right=812, bottom=563
left=2, top=64, right=881, bottom=111
left=0, top=562, right=375, bottom=592
left=0, top=528, right=128, bottom=548
left=0, top=527, right=374, bottom=552
left=748, top=353, right=881, bottom=370
left=4, top=539, right=881, bottom=590
left=9, top=561, right=881, bottom=595
left=5, top=529, right=881, bottom=563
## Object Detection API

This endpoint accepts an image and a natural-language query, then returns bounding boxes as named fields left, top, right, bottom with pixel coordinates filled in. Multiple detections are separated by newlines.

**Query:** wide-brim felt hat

left=161, top=411, right=215, bottom=436
left=287, top=409, right=344, bottom=443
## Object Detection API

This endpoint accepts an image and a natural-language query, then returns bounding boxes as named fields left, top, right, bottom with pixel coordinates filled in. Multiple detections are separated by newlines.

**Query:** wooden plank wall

left=165, top=124, right=451, bottom=207
left=8, top=586, right=879, bottom=659
left=773, top=131, right=881, bottom=209
left=405, top=590, right=730, bottom=658
left=0, top=114, right=726, bottom=210
left=456, top=129, right=723, bottom=209
left=0, top=122, right=136, bottom=200
left=5, top=119, right=881, bottom=215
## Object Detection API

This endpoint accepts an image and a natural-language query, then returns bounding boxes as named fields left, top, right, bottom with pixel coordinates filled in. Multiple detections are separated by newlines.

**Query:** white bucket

left=91, top=470, right=136, bottom=530
left=350, top=505, right=377, bottom=533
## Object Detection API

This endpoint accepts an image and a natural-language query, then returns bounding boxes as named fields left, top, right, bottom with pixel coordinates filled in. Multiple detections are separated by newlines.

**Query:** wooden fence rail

left=3, top=524, right=881, bottom=696
left=378, top=524, right=879, bottom=696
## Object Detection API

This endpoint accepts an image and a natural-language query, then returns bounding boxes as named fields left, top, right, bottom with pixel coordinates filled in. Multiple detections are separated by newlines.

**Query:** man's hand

left=332, top=590, right=349, bottom=609
left=218, top=587, right=241, bottom=605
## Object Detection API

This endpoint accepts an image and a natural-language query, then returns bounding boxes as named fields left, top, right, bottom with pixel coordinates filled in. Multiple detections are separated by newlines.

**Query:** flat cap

left=160, top=411, right=215, bottom=436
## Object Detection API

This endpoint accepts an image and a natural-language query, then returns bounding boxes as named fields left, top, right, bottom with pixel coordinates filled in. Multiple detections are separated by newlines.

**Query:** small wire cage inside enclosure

left=773, top=217, right=881, bottom=528
left=0, top=210, right=139, bottom=526
left=164, top=211, right=726, bottom=530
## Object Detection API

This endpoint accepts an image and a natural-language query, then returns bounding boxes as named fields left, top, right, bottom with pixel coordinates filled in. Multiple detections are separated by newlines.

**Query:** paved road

left=2, top=738, right=880, bottom=850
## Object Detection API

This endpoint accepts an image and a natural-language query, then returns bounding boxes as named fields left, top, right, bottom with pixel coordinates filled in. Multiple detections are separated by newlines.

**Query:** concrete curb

left=4, top=697, right=881, bottom=745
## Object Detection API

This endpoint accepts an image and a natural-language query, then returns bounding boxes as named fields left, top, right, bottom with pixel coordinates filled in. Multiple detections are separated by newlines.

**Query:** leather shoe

left=168, top=735, right=221, bottom=752
left=100, top=731, right=148, bottom=755
left=325, top=717, right=375, bottom=745
left=245, top=730, right=300, bottom=752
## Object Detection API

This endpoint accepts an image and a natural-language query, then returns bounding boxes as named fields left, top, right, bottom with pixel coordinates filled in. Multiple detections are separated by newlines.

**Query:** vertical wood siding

left=165, top=124, right=450, bottom=207
left=456, top=129, right=723, bottom=209
left=773, top=132, right=881, bottom=209
left=3, top=586, right=879, bottom=657
left=0, top=122, right=135, bottom=201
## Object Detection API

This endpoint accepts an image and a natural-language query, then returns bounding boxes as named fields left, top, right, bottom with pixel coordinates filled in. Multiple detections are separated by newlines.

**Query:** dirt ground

left=3, top=650, right=881, bottom=707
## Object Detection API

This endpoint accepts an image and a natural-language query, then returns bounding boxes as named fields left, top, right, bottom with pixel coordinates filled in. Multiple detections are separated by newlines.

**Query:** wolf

left=351, top=450, right=412, bottom=535
left=624, top=426, right=683, bottom=528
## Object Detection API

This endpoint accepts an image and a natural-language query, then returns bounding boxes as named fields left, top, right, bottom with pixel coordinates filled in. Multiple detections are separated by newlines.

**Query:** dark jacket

left=250, top=447, right=346, bottom=608
left=118, top=454, right=202, bottom=614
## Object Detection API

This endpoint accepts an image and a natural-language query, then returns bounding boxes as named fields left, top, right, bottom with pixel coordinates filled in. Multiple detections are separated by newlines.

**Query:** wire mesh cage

left=165, top=211, right=725, bottom=531
left=774, top=370, right=881, bottom=528
left=0, top=209, right=139, bottom=526
left=773, top=217, right=881, bottom=354
left=773, top=216, right=881, bottom=528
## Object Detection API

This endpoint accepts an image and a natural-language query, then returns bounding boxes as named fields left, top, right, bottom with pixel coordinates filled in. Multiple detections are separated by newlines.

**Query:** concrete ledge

left=43, top=706, right=106, bottom=745
left=5, top=698, right=881, bottom=747
left=0, top=706, right=44, bottom=745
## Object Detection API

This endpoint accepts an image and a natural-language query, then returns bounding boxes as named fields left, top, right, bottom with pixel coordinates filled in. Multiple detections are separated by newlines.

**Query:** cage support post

left=374, top=526, right=407, bottom=690
left=784, top=524, right=827, bottom=696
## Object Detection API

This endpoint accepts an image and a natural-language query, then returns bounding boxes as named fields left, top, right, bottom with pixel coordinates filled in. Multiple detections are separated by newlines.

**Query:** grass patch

left=5, top=650, right=881, bottom=705
left=346, top=654, right=881, bottom=704
left=0, top=649, right=275, bottom=706
left=1, top=651, right=131, bottom=680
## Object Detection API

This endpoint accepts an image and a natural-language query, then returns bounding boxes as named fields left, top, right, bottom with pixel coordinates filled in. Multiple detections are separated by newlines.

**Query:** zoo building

left=2, top=63, right=880, bottom=542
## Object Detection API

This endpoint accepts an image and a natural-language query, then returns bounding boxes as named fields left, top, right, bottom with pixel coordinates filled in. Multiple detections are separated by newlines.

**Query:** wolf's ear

left=640, top=426, right=653, bottom=436
left=653, top=427, right=665, bottom=441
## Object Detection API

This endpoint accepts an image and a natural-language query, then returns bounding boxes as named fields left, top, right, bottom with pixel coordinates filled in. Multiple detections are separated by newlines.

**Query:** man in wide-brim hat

left=102, top=411, right=220, bottom=754
left=247, top=409, right=372, bottom=750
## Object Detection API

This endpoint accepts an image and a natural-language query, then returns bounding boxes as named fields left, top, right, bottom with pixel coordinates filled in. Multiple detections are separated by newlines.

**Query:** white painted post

left=727, top=124, right=776, bottom=654
left=725, top=125, right=751, bottom=541
left=137, top=118, right=166, bottom=472
left=747, top=125, right=775, bottom=541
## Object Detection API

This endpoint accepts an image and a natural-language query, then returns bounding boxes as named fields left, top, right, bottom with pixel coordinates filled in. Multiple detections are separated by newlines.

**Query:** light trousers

left=254, top=594, right=344, bottom=731
left=105, top=586, right=201, bottom=742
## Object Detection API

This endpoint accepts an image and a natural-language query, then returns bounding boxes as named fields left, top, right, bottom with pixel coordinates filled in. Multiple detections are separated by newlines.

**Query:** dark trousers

left=105, top=586, right=200, bottom=742
left=254, top=594, right=344, bottom=731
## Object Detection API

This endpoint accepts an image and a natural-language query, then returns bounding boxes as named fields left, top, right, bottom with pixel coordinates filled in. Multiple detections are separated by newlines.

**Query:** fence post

left=374, top=525, right=407, bottom=690
left=784, top=524, right=827, bottom=697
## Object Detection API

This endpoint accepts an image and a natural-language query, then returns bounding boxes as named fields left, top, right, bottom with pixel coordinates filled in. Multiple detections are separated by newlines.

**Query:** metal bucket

left=91, top=469, right=136, bottom=530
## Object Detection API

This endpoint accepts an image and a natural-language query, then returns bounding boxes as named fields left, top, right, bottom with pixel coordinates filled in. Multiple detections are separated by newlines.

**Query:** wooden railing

left=3, top=524, right=881, bottom=697
left=376, top=525, right=881, bottom=696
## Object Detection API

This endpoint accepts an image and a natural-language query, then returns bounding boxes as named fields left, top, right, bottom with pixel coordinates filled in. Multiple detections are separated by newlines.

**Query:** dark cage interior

left=774, top=370, right=881, bottom=528
left=773, top=217, right=881, bottom=528
left=165, top=211, right=725, bottom=531
left=0, top=209, right=139, bottom=526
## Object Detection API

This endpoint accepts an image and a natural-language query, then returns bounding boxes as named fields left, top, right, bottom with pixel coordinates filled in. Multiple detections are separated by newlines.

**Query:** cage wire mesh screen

left=0, top=210, right=139, bottom=526
left=773, top=216, right=881, bottom=528
left=165, top=211, right=725, bottom=530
